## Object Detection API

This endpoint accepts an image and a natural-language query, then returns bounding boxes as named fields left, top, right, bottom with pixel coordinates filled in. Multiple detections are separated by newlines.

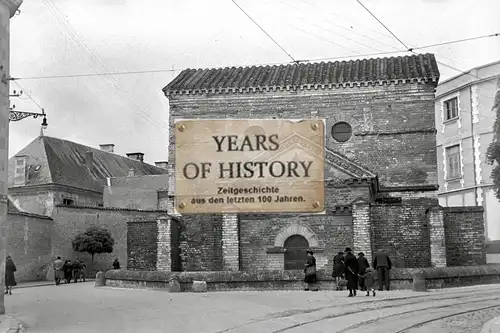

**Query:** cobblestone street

left=2, top=283, right=500, bottom=332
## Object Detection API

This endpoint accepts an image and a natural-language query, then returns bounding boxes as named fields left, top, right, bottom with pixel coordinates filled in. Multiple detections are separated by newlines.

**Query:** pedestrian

left=372, top=249, right=392, bottom=291
left=78, top=259, right=86, bottom=282
left=358, top=267, right=376, bottom=297
left=4, top=256, right=17, bottom=295
left=343, top=247, right=359, bottom=297
left=63, top=260, right=72, bottom=283
left=112, top=258, right=120, bottom=270
left=72, top=258, right=82, bottom=283
left=331, top=251, right=345, bottom=290
left=304, top=249, right=318, bottom=291
left=53, top=256, right=64, bottom=286
left=357, top=252, right=370, bottom=291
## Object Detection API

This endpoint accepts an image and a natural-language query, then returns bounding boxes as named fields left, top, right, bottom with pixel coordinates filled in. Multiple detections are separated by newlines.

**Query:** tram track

left=217, top=287, right=500, bottom=333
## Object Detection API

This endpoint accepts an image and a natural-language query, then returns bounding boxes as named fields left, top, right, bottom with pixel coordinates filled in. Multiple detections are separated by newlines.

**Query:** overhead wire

left=354, top=0, right=493, bottom=81
left=41, top=0, right=166, bottom=129
left=231, top=0, right=296, bottom=63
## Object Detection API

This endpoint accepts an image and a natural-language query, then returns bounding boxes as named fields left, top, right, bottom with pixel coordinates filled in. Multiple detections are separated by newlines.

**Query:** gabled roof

left=8, top=136, right=167, bottom=193
left=163, top=53, right=440, bottom=96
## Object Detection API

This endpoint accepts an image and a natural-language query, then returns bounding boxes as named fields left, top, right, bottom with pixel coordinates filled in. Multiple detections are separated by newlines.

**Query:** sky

left=8, top=0, right=500, bottom=164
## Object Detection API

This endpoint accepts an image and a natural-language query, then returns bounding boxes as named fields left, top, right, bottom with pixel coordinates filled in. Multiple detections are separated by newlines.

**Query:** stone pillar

left=222, top=214, right=239, bottom=271
left=352, top=202, right=372, bottom=264
left=0, top=0, right=23, bottom=315
left=427, top=207, right=447, bottom=267
left=156, top=216, right=171, bottom=271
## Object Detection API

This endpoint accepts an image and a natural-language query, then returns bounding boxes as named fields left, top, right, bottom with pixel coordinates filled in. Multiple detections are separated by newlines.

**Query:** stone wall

left=127, top=221, right=158, bottom=270
left=7, top=212, right=53, bottom=282
left=180, top=214, right=223, bottom=271
left=443, top=206, right=486, bottom=266
left=52, top=205, right=165, bottom=273
left=239, top=210, right=352, bottom=271
left=370, top=199, right=434, bottom=268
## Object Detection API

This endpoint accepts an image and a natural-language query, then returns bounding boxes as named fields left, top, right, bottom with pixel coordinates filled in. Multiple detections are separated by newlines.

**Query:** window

left=446, top=145, right=461, bottom=179
left=331, top=122, right=352, bottom=142
left=444, top=97, right=458, bottom=120
left=62, top=198, right=74, bottom=206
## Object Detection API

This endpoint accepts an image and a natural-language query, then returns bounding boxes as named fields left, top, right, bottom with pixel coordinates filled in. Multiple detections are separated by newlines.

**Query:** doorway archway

left=284, top=235, right=309, bottom=270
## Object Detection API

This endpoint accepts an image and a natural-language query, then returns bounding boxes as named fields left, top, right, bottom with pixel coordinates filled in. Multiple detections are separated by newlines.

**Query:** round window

left=331, top=122, right=352, bottom=142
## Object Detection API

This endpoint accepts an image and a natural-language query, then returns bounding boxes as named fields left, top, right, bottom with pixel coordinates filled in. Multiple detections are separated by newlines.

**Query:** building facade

left=130, top=53, right=488, bottom=273
left=8, top=136, right=168, bottom=216
left=435, top=60, right=500, bottom=240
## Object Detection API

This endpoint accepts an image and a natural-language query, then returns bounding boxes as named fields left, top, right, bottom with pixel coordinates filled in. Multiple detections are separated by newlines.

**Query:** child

left=359, top=267, right=376, bottom=296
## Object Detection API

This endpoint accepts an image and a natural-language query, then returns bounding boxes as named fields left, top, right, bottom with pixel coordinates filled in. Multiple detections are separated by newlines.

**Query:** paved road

left=4, top=283, right=500, bottom=332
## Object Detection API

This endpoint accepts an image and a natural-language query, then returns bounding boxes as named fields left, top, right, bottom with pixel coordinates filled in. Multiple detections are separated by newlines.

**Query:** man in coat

left=53, top=256, right=64, bottom=285
left=372, top=249, right=392, bottom=291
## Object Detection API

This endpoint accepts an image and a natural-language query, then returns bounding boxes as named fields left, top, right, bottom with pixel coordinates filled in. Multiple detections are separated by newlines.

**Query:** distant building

left=435, top=60, right=500, bottom=240
left=8, top=136, right=167, bottom=216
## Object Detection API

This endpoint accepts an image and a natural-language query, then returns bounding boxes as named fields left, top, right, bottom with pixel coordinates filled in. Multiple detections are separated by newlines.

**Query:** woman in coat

left=332, top=251, right=345, bottom=290
left=304, top=249, right=318, bottom=291
left=344, top=247, right=359, bottom=297
left=5, top=256, right=17, bottom=295
left=357, top=252, right=370, bottom=291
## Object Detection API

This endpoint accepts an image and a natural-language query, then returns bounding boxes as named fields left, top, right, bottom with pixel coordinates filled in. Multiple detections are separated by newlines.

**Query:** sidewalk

left=16, top=279, right=94, bottom=289
left=482, top=316, right=500, bottom=333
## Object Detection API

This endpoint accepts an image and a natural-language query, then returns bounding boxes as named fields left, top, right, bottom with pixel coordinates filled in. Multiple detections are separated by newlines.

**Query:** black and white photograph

left=0, top=0, right=499, bottom=332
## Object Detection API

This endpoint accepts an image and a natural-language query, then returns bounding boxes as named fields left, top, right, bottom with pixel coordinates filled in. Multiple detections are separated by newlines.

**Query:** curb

left=15, top=279, right=96, bottom=290
left=481, top=316, right=500, bottom=333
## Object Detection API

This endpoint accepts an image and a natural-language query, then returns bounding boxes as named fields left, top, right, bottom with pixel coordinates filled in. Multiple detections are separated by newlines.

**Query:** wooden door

left=170, top=219, right=182, bottom=272
left=284, top=235, right=309, bottom=270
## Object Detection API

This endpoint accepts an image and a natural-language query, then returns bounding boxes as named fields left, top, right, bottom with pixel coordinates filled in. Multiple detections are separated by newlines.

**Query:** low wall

left=105, top=265, right=500, bottom=292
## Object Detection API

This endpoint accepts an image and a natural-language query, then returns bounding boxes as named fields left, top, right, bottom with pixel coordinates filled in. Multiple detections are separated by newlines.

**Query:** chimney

left=99, top=144, right=115, bottom=153
left=126, top=152, right=144, bottom=162
left=85, top=151, right=93, bottom=169
left=13, top=155, right=28, bottom=186
left=128, top=168, right=135, bottom=177
left=154, top=161, right=168, bottom=169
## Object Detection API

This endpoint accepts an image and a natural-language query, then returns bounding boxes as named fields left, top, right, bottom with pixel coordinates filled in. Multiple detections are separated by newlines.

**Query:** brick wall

left=179, top=214, right=223, bottom=271
left=167, top=82, right=437, bottom=189
left=127, top=221, right=158, bottom=270
left=7, top=212, right=53, bottom=282
left=51, top=205, right=164, bottom=273
left=370, top=200, right=435, bottom=268
left=443, top=206, right=486, bottom=266
left=239, top=212, right=352, bottom=271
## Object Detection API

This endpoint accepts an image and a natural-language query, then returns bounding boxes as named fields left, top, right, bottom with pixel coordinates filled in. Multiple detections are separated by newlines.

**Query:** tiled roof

left=163, top=53, right=440, bottom=95
left=8, top=136, right=167, bottom=193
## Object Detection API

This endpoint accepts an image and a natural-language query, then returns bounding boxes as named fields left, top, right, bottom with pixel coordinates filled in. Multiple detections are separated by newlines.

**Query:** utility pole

left=0, top=0, right=23, bottom=315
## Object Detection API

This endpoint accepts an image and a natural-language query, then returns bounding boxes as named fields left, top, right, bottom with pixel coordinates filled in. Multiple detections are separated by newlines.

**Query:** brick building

left=125, top=53, right=486, bottom=273
left=6, top=136, right=170, bottom=280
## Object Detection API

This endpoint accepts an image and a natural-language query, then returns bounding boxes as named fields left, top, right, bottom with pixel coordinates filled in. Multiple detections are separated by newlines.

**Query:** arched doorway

left=284, top=235, right=309, bottom=270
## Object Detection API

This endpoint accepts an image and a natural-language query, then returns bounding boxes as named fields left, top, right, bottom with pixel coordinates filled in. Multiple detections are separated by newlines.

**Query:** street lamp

left=9, top=107, right=48, bottom=129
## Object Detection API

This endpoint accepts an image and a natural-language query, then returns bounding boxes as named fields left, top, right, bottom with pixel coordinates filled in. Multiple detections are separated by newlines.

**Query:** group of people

left=53, top=257, right=87, bottom=285
left=304, top=247, right=392, bottom=297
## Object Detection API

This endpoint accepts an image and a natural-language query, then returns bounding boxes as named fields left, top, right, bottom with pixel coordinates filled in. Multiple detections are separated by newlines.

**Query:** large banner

left=174, top=119, right=325, bottom=214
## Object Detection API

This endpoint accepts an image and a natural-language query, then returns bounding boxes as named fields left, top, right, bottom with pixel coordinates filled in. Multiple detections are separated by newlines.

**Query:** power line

left=410, top=33, right=500, bottom=51
left=354, top=0, right=490, bottom=82
left=42, top=0, right=166, bottom=129
left=10, top=33, right=500, bottom=81
left=355, top=0, right=409, bottom=50
left=231, top=0, right=296, bottom=63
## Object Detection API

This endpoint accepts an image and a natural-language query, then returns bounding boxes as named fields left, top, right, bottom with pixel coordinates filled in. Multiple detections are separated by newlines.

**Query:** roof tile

left=164, top=53, right=440, bottom=95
